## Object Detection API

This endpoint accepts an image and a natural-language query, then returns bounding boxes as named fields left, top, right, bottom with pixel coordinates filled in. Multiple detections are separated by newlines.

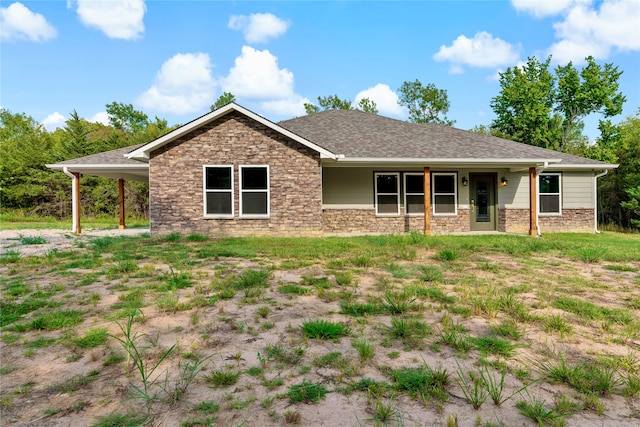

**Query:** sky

left=2, top=0, right=639, bottom=142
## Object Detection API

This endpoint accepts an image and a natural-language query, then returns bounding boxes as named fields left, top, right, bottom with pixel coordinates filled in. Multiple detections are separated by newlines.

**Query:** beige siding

left=322, top=168, right=374, bottom=208
left=562, top=172, right=594, bottom=209
left=498, top=171, right=530, bottom=209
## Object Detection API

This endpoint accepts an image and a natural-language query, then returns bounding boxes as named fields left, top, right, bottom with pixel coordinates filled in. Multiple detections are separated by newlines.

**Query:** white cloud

left=548, top=0, right=640, bottom=64
left=433, top=31, right=520, bottom=72
left=222, top=46, right=295, bottom=99
left=228, top=13, right=290, bottom=43
left=136, top=53, right=216, bottom=115
left=511, top=0, right=577, bottom=17
left=354, top=84, right=405, bottom=117
left=90, top=111, right=110, bottom=125
left=41, top=112, right=66, bottom=131
left=1, top=2, right=57, bottom=42
left=259, top=97, right=309, bottom=117
left=73, top=0, right=145, bottom=40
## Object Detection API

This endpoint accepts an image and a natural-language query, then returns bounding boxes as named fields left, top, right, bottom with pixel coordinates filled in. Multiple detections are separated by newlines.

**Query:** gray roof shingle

left=50, top=144, right=146, bottom=166
left=279, top=109, right=611, bottom=167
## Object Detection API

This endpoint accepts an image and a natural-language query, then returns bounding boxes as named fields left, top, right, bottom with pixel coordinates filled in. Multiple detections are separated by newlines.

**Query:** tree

left=555, top=56, right=625, bottom=150
left=211, top=92, right=236, bottom=110
left=490, top=57, right=556, bottom=148
left=304, top=95, right=377, bottom=115
left=491, top=55, right=626, bottom=152
left=106, top=102, right=149, bottom=133
left=397, top=79, right=454, bottom=126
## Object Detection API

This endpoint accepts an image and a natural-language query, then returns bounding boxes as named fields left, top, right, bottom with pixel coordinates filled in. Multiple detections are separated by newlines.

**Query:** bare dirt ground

left=1, top=231, right=639, bottom=427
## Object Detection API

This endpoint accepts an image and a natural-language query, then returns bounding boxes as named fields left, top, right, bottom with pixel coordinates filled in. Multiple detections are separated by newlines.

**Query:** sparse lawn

left=1, top=231, right=639, bottom=426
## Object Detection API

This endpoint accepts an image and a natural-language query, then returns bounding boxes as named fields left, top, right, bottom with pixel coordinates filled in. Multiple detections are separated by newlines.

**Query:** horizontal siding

left=562, top=172, right=594, bottom=209
left=498, top=171, right=530, bottom=209
left=323, top=168, right=374, bottom=207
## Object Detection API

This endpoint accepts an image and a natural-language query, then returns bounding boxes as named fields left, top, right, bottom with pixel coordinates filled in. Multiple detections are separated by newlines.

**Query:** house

left=47, top=103, right=617, bottom=236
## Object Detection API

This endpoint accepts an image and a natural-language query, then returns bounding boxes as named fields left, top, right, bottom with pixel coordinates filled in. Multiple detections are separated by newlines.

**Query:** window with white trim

left=203, top=165, right=233, bottom=217
left=240, top=165, right=269, bottom=217
left=539, top=173, right=561, bottom=215
left=375, top=173, right=400, bottom=216
left=432, top=172, right=457, bottom=215
left=404, top=173, right=424, bottom=215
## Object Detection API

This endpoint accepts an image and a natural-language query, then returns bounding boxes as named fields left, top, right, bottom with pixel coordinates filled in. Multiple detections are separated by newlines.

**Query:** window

left=203, top=165, right=233, bottom=217
left=404, top=173, right=424, bottom=215
left=240, top=165, right=269, bottom=217
left=432, top=173, right=457, bottom=215
left=375, top=173, right=400, bottom=216
left=539, top=173, right=561, bottom=215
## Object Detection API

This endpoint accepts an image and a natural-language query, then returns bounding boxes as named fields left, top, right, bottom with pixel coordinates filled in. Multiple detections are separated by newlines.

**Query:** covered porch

left=46, top=144, right=149, bottom=234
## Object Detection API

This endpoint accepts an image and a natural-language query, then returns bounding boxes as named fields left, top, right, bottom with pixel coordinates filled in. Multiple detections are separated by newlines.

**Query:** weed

left=382, top=290, right=418, bottom=314
left=19, top=235, right=47, bottom=245
left=73, top=327, right=108, bottom=348
left=194, top=400, right=220, bottom=414
left=515, top=394, right=564, bottom=426
left=334, top=271, right=353, bottom=286
left=553, top=297, right=633, bottom=324
left=622, top=373, right=640, bottom=397
left=473, top=335, right=516, bottom=358
left=279, top=284, right=311, bottom=295
left=263, top=343, right=305, bottom=365
left=352, top=339, right=375, bottom=362
left=455, top=362, right=487, bottom=409
left=287, top=380, right=328, bottom=404
left=49, top=370, right=99, bottom=393
left=543, top=315, right=573, bottom=337
left=538, top=355, right=621, bottom=396
left=204, top=368, right=241, bottom=388
left=10, top=309, right=84, bottom=331
left=489, top=320, right=522, bottom=340
left=233, top=269, right=270, bottom=290
left=283, top=410, right=301, bottom=424
left=339, top=301, right=384, bottom=316
left=256, top=306, right=271, bottom=318
left=438, top=249, right=458, bottom=261
left=301, top=319, right=351, bottom=340
left=90, top=411, right=149, bottom=427
left=420, top=265, right=444, bottom=282
left=391, top=363, right=450, bottom=400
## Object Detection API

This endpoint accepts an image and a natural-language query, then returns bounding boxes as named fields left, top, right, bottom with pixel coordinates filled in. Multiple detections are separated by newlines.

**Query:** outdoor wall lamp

left=501, top=176, right=509, bottom=186
left=462, top=176, right=468, bottom=186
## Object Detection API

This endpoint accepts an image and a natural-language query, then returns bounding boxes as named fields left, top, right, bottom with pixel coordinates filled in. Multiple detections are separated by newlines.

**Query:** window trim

left=203, top=165, right=234, bottom=218
left=239, top=165, right=270, bottom=218
left=538, top=172, right=562, bottom=216
left=404, top=172, right=425, bottom=216
left=374, top=172, right=400, bottom=216
left=431, top=172, right=458, bottom=216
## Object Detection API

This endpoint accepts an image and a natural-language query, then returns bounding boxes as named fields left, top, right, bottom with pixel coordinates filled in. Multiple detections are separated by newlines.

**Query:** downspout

left=63, top=167, right=79, bottom=234
left=594, top=170, right=608, bottom=234
left=534, top=162, right=549, bottom=237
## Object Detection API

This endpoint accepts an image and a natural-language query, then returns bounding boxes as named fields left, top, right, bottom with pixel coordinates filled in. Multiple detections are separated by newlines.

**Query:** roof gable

left=126, top=103, right=337, bottom=162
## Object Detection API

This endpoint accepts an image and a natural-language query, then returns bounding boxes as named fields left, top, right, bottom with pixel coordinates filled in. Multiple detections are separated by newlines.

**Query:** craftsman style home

left=48, top=103, right=617, bottom=236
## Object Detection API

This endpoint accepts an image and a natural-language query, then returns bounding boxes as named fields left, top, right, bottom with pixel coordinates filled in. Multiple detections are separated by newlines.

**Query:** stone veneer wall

left=150, top=112, right=323, bottom=236
left=322, top=209, right=471, bottom=234
left=498, top=208, right=594, bottom=233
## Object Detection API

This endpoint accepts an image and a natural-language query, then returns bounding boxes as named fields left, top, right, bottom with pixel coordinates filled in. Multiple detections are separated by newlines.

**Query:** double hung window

left=240, top=165, right=270, bottom=217
left=404, top=173, right=424, bottom=215
left=539, top=173, right=561, bottom=215
left=375, top=173, right=400, bottom=215
left=203, top=165, right=233, bottom=217
left=432, top=173, right=457, bottom=215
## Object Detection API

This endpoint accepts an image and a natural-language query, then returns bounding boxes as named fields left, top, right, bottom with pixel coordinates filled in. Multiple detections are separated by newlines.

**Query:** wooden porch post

left=118, top=178, right=126, bottom=230
left=73, top=172, right=81, bottom=234
left=424, top=167, right=431, bottom=236
left=529, top=167, right=537, bottom=235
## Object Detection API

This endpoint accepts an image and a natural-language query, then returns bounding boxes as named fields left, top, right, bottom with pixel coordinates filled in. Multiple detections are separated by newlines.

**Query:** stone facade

left=498, top=208, right=594, bottom=234
left=150, top=112, right=323, bottom=236
left=322, top=209, right=471, bottom=234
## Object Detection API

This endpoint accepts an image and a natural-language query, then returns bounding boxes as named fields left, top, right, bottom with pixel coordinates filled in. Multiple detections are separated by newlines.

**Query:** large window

left=539, top=173, right=561, bottom=215
left=375, top=173, right=400, bottom=216
left=240, top=165, right=269, bottom=217
left=432, top=172, right=457, bottom=215
left=404, top=173, right=424, bottom=215
left=203, top=165, right=233, bottom=217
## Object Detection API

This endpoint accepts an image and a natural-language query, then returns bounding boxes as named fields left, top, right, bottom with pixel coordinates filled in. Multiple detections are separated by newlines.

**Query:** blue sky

left=2, top=0, right=639, bottom=142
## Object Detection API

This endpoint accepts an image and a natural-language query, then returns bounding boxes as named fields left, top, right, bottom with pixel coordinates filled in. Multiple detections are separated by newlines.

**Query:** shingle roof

left=50, top=144, right=146, bottom=166
left=278, top=109, right=611, bottom=167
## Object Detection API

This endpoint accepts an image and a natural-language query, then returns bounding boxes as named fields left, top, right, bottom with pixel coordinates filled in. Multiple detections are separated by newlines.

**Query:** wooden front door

left=470, top=174, right=496, bottom=231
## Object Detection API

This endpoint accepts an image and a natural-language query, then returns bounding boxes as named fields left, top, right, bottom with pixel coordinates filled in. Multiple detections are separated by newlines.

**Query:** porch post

left=529, top=167, right=537, bottom=235
left=73, top=172, right=81, bottom=234
left=424, top=167, right=431, bottom=236
left=118, top=179, right=126, bottom=230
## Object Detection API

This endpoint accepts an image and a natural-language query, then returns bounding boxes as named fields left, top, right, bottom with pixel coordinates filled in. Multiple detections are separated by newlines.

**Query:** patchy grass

left=0, top=231, right=638, bottom=426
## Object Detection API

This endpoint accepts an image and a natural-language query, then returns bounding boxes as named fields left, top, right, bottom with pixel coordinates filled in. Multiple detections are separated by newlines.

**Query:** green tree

left=106, top=102, right=149, bottom=133
left=490, top=56, right=556, bottom=148
left=491, top=55, right=626, bottom=152
left=211, top=92, right=236, bottom=110
left=397, top=79, right=454, bottom=125
left=555, top=56, right=625, bottom=150
left=304, top=95, right=377, bottom=115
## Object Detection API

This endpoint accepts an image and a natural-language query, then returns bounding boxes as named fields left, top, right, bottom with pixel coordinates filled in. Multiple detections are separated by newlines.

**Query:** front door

left=470, top=174, right=496, bottom=231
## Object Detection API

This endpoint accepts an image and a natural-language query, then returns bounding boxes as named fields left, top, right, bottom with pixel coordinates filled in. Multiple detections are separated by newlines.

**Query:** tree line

left=1, top=60, right=638, bottom=228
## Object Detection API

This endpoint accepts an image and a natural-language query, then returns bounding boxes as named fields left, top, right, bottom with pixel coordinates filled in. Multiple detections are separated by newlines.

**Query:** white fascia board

left=47, top=163, right=149, bottom=171
left=126, top=103, right=337, bottom=161
left=544, top=163, right=619, bottom=171
left=323, top=158, right=562, bottom=167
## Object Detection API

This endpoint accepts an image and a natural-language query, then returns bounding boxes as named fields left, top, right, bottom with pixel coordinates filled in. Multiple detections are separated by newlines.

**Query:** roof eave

left=325, top=157, right=563, bottom=166
left=126, top=103, right=337, bottom=161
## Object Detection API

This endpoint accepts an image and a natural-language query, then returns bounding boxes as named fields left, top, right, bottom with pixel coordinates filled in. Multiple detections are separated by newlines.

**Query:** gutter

left=62, top=167, right=79, bottom=234
left=594, top=170, right=608, bottom=234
